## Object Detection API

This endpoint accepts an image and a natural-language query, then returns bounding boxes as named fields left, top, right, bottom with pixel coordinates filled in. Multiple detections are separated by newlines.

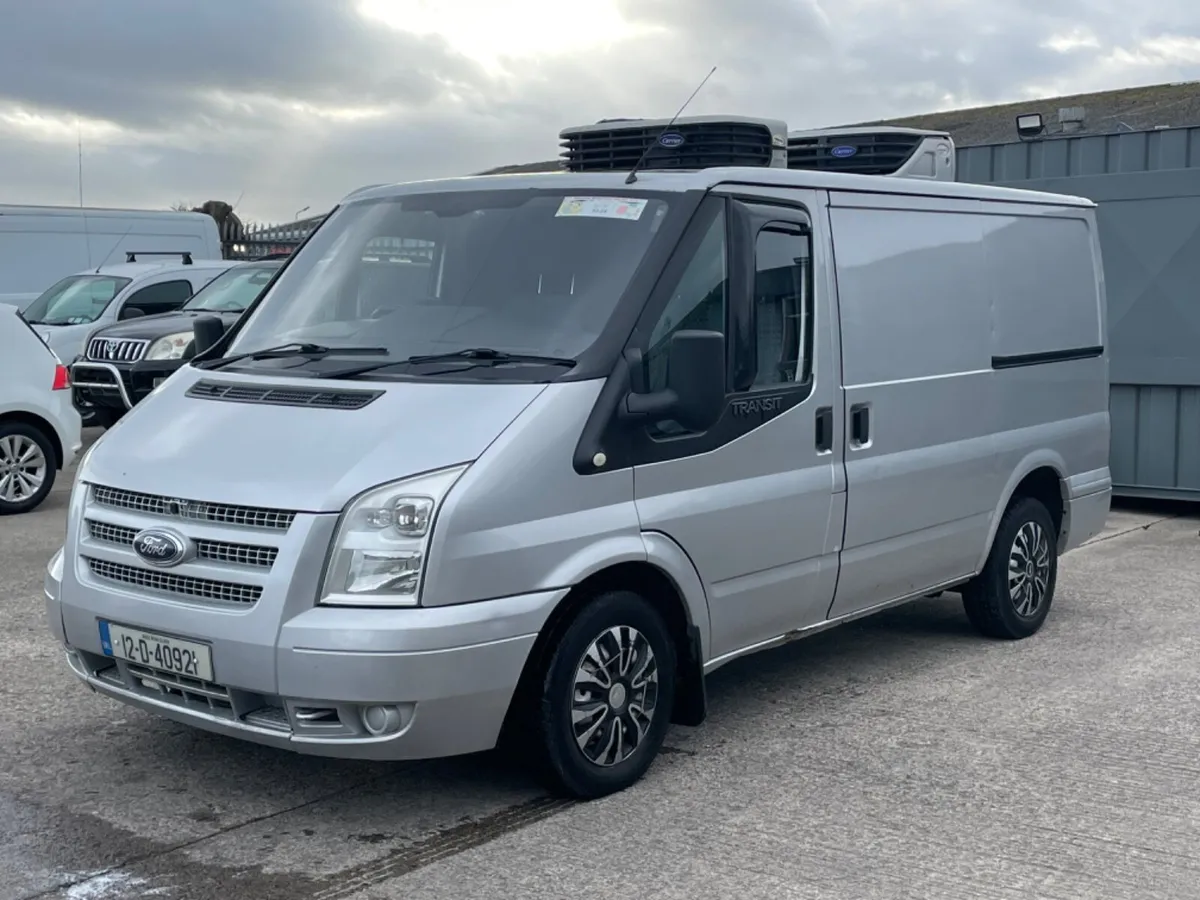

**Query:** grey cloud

left=0, top=0, right=488, bottom=128
left=0, top=0, right=1197, bottom=222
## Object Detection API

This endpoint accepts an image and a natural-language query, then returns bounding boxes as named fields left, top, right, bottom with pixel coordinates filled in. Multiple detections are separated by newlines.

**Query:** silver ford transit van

left=46, top=148, right=1111, bottom=798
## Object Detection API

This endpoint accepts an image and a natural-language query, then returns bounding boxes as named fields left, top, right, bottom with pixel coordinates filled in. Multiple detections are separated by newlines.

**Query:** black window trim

left=573, top=192, right=820, bottom=473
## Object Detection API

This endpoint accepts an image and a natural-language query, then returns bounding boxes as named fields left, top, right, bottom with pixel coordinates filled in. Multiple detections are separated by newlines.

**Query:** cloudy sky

left=2, top=0, right=1198, bottom=223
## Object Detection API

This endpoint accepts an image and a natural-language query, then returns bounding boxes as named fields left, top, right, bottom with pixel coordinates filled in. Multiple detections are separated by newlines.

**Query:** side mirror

left=118, top=307, right=145, bottom=321
left=192, top=316, right=225, bottom=356
left=624, top=330, right=726, bottom=432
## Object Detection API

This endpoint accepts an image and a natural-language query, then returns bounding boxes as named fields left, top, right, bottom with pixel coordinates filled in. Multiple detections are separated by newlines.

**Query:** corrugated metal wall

left=957, top=127, right=1200, bottom=500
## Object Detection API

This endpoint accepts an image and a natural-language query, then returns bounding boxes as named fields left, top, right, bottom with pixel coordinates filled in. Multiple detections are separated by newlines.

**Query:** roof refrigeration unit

left=786, top=126, right=956, bottom=181
left=559, top=115, right=790, bottom=172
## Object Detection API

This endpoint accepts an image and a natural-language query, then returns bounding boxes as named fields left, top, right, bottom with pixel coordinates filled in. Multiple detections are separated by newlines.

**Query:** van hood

left=82, top=367, right=547, bottom=512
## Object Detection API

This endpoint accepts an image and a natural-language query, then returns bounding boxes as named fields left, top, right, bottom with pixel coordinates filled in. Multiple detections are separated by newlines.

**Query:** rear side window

left=121, top=280, right=193, bottom=316
left=751, top=225, right=811, bottom=388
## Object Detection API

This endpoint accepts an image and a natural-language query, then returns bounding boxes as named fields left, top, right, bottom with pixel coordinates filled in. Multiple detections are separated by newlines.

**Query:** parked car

left=0, top=304, right=82, bottom=514
left=71, top=257, right=286, bottom=426
left=45, top=162, right=1110, bottom=799
left=21, top=253, right=236, bottom=423
left=0, top=205, right=221, bottom=311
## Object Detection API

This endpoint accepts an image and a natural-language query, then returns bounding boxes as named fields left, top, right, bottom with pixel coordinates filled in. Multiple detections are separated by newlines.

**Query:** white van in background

left=0, top=205, right=222, bottom=310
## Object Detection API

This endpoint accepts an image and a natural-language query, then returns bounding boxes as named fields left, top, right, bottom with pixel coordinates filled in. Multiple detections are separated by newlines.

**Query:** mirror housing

left=118, top=307, right=145, bottom=321
left=192, top=316, right=225, bottom=356
left=624, top=330, right=726, bottom=432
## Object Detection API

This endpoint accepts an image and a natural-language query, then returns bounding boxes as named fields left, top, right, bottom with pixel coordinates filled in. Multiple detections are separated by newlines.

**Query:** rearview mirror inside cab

left=624, top=329, right=725, bottom=432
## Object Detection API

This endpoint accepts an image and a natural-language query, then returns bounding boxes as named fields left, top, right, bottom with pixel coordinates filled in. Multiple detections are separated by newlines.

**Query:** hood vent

left=186, top=380, right=382, bottom=410
left=559, top=115, right=789, bottom=172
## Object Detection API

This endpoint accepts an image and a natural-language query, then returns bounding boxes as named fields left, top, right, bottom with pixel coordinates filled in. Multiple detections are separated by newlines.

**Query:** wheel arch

left=977, top=452, right=1068, bottom=572
left=502, top=537, right=712, bottom=735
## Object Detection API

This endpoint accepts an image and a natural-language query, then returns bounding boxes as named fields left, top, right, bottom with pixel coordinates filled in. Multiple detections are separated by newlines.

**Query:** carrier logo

left=830, top=145, right=858, bottom=158
left=658, top=132, right=686, bottom=148
left=731, top=395, right=784, bottom=417
left=132, top=528, right=188, bottom=567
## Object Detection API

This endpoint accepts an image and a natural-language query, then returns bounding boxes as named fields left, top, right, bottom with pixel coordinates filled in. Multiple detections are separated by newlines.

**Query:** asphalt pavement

left=3, top=430, right=1199, bottom=899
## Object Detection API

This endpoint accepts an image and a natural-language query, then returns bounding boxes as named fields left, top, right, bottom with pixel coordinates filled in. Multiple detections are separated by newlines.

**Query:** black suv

left=71, top=258, right=284, bottom=426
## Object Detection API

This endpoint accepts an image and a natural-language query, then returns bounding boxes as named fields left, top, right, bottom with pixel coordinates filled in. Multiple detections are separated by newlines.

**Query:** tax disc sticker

left=556, top=196, right=648, bottom=221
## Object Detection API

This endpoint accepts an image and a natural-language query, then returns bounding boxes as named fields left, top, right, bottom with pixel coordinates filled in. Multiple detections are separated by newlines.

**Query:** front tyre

left=962, top=496, right=1058, bottom=640
left=536, top=590, right=676, bottom=799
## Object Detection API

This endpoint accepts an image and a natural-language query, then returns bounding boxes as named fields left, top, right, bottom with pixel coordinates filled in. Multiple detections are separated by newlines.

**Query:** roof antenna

left=625, top=65, right=717, bottom=185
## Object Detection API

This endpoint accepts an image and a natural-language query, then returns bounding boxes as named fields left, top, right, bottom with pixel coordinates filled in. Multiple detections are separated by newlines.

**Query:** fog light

left=360, top=704, right=402, bottom=736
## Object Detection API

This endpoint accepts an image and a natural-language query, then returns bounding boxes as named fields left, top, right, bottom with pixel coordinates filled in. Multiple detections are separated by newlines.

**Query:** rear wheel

left=533, top=590, right=676, bottom=799
left=962, top=496, right=1058, bottom=639
left=0, top=422, right=57, bottom=515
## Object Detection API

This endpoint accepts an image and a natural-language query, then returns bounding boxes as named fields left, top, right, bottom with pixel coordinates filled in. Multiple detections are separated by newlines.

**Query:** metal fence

left=216, top=214, right=326, bottom=260
left=957, top=126, right=1200, bottom=501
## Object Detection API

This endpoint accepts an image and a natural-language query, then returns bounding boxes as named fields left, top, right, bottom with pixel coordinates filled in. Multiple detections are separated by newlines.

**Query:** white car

left=0, top=304, right=82, bottom=514
left=21, top=253, right=236, bottom=369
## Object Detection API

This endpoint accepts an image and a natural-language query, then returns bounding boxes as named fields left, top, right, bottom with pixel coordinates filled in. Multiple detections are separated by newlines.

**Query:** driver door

left=629, top=189, right=845, bottom=661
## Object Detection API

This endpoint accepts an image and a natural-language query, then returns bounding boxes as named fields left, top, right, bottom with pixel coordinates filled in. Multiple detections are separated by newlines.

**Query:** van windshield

left=226, top=190, right=674, bottom=376
left=183, top=262, right=282, bottom=312
left=23, top=275, right=132, bottom=325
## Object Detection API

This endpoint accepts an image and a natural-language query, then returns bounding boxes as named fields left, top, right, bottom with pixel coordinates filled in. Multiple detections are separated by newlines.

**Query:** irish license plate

left=99, top=621, right=214, bottom=682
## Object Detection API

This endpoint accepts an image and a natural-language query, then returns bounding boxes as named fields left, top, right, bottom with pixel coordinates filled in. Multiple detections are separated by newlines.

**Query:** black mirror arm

left=622, top=389, right=678, bottom=419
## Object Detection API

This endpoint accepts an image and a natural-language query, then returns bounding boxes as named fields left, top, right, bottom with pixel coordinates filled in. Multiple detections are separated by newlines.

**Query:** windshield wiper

left=197, top=343, right=389, bottom=371
left=314, top=348, right=577, bottom=380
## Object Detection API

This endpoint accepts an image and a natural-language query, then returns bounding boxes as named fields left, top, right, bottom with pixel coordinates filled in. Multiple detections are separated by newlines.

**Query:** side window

left=751, top=224, right=812, bottom=387
left=121, top=280, right=193, bottom=317
left=644, top=208, right=727, bottom=393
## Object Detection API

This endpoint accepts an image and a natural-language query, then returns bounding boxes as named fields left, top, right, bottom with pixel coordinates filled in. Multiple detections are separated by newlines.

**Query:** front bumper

left=71, top=359, right=182, bottom=412
left=49, top=556, right=564, bottom=763
left=47, top=536, right=565, bottom=761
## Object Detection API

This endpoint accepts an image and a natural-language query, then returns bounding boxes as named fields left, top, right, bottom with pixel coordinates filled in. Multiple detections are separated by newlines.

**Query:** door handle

left=815, top=406, right=833, bottom=452
left=849, top=404, right=870, bottom=447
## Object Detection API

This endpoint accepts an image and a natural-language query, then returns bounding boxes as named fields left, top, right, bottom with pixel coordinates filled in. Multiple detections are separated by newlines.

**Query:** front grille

left=84, top=557, right=262, bottom=605
left=91, top=485, right=295, bottom=532
left=126, top=663, right=233, bottom=714
left=87, top=337, right=149, bottom=362
left=186, top=380, right=382, bottom=410
left=561, top=121, right=776, bottom=172
left=787, top=132, right=925, bottom=175
left=86, top=520, right=279, bottom=569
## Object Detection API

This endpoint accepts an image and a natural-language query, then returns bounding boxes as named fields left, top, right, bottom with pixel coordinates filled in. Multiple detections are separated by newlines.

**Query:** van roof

left=0, top=203, right=214, bottom=221
left=344, top=167, right=1095, bottom=209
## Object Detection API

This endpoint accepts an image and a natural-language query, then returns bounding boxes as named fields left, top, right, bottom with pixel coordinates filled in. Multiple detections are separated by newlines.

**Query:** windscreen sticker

left=556, top=196, right=648, bottom=221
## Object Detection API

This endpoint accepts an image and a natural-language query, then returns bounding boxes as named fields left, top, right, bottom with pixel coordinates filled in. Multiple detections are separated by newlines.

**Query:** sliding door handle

left=849, top=404, right=871, bottom=447
left=815, top=406, right=833, bottom=452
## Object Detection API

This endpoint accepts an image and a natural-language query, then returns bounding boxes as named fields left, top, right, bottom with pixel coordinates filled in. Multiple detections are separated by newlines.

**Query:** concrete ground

left=3, top=431, right=1198, bottom=899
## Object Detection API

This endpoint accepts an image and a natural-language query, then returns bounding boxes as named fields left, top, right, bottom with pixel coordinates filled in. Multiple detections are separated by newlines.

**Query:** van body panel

left=827, top=198, right=997, bottom=616
left=634, top=187, right=846, bottom=659
left=826, top=190, right=1108, bottom=620
left=81, top=366, right=546, bottom=511
left=0, top=206, right=222, bottom=309
left=422, top=380, right=645, bottom=607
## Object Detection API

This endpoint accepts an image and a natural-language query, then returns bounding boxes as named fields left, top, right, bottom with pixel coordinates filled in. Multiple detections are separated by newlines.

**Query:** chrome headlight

left=144, top=331, right=194, bottom=360
left=320, top=464, right=469, bottom=607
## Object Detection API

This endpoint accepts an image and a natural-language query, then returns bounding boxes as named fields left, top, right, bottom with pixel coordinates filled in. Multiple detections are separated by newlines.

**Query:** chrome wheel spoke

left=0, top=473, right=14, bottom=502
left=1008, top=519, right=1051, bottom=618
left=571, top=624, right=659, bottom=767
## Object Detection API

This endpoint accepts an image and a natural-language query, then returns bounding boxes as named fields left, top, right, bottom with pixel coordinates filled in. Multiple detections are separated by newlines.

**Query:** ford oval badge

left=132, top=528, right=188, bottom=568
left=831, top=145, right=858, bottom=158
left=658, top=132, right=686, bottom=148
